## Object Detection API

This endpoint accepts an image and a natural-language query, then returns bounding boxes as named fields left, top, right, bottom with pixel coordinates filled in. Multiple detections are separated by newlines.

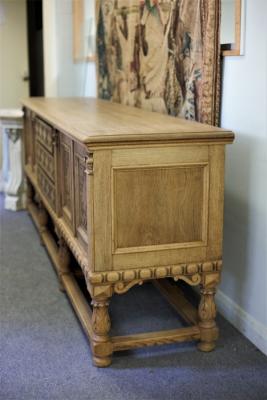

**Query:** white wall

left=220, top=0, right=267, bottom=355
left=43, top=0, right=58, bottom=97
left=43, top=0, right=96, bottom=98
left=0, top=0, right=29, bottom=189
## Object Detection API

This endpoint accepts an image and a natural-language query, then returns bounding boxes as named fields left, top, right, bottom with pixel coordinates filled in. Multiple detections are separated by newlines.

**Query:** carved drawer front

left=37, top=166, right=56, bottom=211
left=36, top=141, right=56, bottom=182
left=35, top=117, right=54, bottom=154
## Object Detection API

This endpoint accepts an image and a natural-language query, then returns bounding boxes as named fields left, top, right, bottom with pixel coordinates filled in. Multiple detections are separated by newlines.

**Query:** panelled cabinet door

left=59, top=132, right=75, bottom=231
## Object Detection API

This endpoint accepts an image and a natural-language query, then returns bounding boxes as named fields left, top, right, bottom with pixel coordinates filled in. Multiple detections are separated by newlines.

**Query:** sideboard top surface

left=22, top=97, right=234, bottom=145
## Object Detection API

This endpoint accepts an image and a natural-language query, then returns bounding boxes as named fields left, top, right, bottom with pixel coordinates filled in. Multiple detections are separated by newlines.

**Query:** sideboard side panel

left=109, top=144, right=225, bottom=270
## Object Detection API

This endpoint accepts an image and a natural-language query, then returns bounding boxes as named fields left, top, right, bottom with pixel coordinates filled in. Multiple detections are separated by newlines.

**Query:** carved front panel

left=112, top=164, right=209, bottom=253
left=35, top=117, right=54, bottom=154
left=59, top=133, right=74, bottom=231
left=36, top=141, right=55, bottom=182
left=74, top=143, right=88, bottom=248
left=37, top=166, right=56, bottom=211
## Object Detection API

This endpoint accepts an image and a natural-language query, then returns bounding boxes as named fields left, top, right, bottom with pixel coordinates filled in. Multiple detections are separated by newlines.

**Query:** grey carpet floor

left=1, top=195, right=267, bottom=400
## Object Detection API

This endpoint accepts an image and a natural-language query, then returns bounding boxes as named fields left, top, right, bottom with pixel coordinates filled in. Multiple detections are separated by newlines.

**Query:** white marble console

left=0, top=109, right=26, bottom=211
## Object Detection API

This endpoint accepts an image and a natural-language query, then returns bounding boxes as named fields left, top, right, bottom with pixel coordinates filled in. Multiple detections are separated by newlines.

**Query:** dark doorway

left=26, top=0, right=44, bottom=96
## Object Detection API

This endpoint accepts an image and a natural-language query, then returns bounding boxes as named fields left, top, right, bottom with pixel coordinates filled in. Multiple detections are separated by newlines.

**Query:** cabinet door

left=59, top=133, right=75, bottom=231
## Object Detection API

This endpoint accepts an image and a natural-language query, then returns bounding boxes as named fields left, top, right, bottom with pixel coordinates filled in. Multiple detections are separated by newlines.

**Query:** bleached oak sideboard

left=22, top=98, right=234, bottom=367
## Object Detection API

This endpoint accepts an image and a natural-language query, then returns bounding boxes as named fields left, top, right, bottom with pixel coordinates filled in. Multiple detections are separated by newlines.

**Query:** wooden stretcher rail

left=112, top=326, right=200, bottom=352
left=153, top=280, right=199, bottom=326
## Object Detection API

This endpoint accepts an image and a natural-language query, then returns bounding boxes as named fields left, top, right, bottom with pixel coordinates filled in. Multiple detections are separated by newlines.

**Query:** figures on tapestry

left=96, top=0, right=220, bottom=125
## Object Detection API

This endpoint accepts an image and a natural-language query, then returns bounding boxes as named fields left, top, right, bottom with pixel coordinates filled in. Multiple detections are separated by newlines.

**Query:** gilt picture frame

left=73, top=0, right=96, bottom=62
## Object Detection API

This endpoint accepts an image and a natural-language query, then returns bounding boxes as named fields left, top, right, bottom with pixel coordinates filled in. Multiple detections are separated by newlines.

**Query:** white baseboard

left=216, top=289, right=267, bottom=356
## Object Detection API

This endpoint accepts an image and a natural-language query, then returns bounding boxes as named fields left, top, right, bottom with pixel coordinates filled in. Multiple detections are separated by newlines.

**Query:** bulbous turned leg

left=91, top=297, right=113, bottom=367
left=198, top=286, right=218, bottom=352
left=57, top=237, right=71, bottom=292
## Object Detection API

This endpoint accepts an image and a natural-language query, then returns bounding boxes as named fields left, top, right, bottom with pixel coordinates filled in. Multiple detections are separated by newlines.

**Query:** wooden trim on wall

left=72, top=0, right=96, bottom=63
left=222, top=0, right=242, bottom=56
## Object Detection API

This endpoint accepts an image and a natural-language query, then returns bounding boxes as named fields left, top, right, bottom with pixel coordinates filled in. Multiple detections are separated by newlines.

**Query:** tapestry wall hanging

left=96, top=0, right=221, bottom=125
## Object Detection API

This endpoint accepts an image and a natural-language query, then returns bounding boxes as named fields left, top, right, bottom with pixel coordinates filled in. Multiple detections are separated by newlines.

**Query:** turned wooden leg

left=91, top=297, right=113, bottom=367
left=57, top=237, right=71, bottom=292
left=197, top=286, right=218, bottom=352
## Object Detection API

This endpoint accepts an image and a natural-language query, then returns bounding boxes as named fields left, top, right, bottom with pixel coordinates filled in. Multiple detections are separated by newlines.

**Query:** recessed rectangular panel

left=113, top=165, right=208, bottom=252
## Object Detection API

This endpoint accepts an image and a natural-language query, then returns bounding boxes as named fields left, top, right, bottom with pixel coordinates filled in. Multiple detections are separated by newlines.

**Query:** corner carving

left=85, top=154, right=94, bottom=175
left=173, top=273, right=201, bottom=286
left=114, top=279, right=144, bottom=294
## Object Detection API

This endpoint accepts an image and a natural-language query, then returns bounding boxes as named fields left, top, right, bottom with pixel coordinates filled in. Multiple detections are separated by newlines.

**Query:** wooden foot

left=91, top=298, right=113, bottom=367
left=198, top=286, right=218, bottom=352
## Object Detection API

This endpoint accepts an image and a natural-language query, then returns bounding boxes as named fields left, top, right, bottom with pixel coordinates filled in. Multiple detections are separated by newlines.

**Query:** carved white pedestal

left=0, top=109, right=26, bottom=211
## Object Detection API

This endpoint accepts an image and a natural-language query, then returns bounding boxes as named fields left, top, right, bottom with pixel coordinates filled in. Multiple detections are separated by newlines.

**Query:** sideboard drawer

left=36, top=141, right=56, bottom=183
left=35, top=117, right=54, bottom=154
left=37, top=166, right=56, bottom=211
